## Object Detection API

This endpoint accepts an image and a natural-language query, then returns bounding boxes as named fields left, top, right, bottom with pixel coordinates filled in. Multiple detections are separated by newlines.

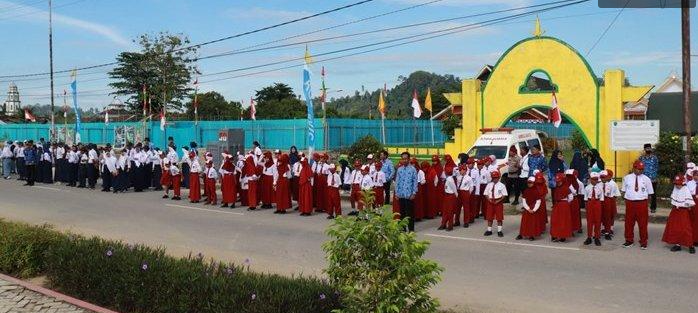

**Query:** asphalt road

left=0, top=179, right=696, bottom=313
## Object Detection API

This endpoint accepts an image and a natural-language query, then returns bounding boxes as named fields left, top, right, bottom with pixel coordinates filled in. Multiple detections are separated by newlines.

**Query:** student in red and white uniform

left=483, top=171, right=507, bottom=237
left=298, top=157, right=314, bottom=216
left=478, top=159, right=491, bottom=219
left=260, top=151, right=276, bottom=209
left=348, top=160, right=363, bottom=215
left=621, top=160, right=655, bottom=249
left=456, top=164, right=473, bottom=228
left=170, top=161, right=182, bottom=201
left=468, top=158, right=480, bottom=223
left=685, top=162, right=696, bottom=182
left=187, top=151, right=202, bottom=203
left=243, top=154, right=259, bottom=211
left=372, top=162, right=386, bottom=208
left=204, top=160, right=218, bottom=205
left=438, top=166, right=458, bottom=231
left=584, top=172, right=604, bottom=246
left=426, top=155, right=443, bottom=219
left=219, top=152, right=237, bottom=208
left=518, top=176, right=542, bottom=241
left=687, top=169, right=698, bottom=247
left=600, top=170, right=620, bottom=239
left=663, top=174, right=696, bottom=254
left=291, top=152, right=304, bottom=207
left=313, top=153, right=330, bottom=213
left=534, top=170, right=549, bottom=233
left=273, top=154, right=292, bottom=214
left=359, top=165, right=374, bottom=211
left=326, top=163, right=342, bottom=219
left=161, top=158, right=172, bottom=198
left=565, top=169, right=583, bottom=234
left=551, top=173, right=573, bottom=242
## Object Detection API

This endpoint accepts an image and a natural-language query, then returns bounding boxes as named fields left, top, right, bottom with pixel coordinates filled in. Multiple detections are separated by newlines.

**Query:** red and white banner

left=549, top=91, right=561, bottom=128
left=24, top=109, right=36, bottom=122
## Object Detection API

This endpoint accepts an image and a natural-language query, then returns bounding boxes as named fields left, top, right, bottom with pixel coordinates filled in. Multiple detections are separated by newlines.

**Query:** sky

left=0, top=0, right=695, bottom=109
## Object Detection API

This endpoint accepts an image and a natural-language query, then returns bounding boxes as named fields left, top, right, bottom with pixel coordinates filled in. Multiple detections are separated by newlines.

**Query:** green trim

left=498, top=104, right=592, bottom=147
left=518, top=69, right=559, bottom=93
left=481, top=36, right=600, bottom=148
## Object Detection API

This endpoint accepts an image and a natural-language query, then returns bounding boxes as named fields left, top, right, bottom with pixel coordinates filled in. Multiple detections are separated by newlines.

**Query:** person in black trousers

left=23, top=141, right=37, bottom=186
left=395, top=151, right=418, bottom=232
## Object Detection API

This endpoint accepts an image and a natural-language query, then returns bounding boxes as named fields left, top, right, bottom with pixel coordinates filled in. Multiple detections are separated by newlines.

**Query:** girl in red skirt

left=243, top=155, right=259, bottom=210
left=220, top=153, right=237, bottom=208
left=688, top=170, right=698, bottom=247
left=551, top=173, right=573, bottom=242
left=662, top=175, right=696, bottom=253
left=326, top=163, right=342, bottom=218
left=204, top=160, right=218, bottom=205
left=601, top=170, right=620, bottom=240
left=439, top=166, right=458, bottom=231
left=261, top=152, right=276, bottom=209
left=274, top=154, right=292, bottom=214
left=418, top=160, right=430, bottom=221
left=456, top=164, right=473, bottom=228
left=298, top=157, right=314, bottom=216
left=161, top=159, right=172, bottom=198
left=583, top=172, right=604, bottom=246
left=565, top=170, right=583, bottom=234
left=426, top=155, right=443, bottom=219
left=534, top=170, right=549, bottom=234
left=170, top=162, right=182, bottom=201
left=518, top=177, right=542, bottom=240
left=187, top=152, right=202, bottom=203
left=372, top=162, right=386, bottom=208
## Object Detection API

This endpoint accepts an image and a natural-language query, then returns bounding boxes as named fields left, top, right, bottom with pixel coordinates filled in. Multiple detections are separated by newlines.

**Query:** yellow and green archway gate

left=443, top=34, right=653, bottom=174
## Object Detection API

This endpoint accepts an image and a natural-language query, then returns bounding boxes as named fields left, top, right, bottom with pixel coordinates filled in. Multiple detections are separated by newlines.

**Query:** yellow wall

left=444, top=36, right=652, bottom=175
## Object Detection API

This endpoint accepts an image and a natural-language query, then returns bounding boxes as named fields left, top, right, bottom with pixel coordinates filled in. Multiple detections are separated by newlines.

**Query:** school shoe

left=594, top=238, right=602, bottom=246
left=516, top=235, right=523, bottom=240
left=463, top=223, right=469, bottom=228
left=326, top=215, right=335, bottom=219
left=497, top=231, right=503, bottom=237
left=446, top=227, right=453, bottom=232
left=483, top=230, right=493, bottom=236
left=604, top=234, right=613, bottom=240
left=622, top=242, right=634, bottom=248
left=162, top=195, right=169, bottom=199
left=454, top=221, right=461, bottom=227
left=584, top=238, right=592, bottom=245
left=670, top=245, right=681, bottom=252
left=640, top=245, right=648, bottom=250
left=689, top=247, right=695, bottom=254
left=221, top=204, right=229, bottom=208
left=437, top=225, right=446, bottom=230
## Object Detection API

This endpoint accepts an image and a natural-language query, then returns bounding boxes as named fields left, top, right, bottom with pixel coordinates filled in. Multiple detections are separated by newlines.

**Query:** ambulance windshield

left=468, top=146, right=507, bottom=160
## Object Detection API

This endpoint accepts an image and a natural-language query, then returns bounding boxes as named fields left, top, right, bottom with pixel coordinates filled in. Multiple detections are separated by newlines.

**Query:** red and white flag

left=411, top=89, right=422, bottom=118
left=160, top=109, right=166, bottom=131
left=250, top=97, right=256, bottom=120
left=548, top=91, right=561, bottom=128
left=24, top=109, right=36, bottom=122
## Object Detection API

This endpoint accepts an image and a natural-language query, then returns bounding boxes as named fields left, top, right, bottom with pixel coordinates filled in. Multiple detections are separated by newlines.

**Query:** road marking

left=165, top=204, right=245, bottom=216
left=424, top=233, right=581, bottom=251
left=32, top=186, right=64, bottom=192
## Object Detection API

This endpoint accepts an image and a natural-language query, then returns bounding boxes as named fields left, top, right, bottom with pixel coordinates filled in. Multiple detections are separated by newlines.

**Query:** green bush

left=323, top=205, right=443, bottom=313
left=0, top=219, right=340, bottom=313
left=655, top=132, right=698, bottom=180
left=441, top=113, right=461, bottom=139
left=0, top=219, right=62, bottom=278
left=347, top=135, right=383, bottom=164
left=570, top=129, right=588, bottom=151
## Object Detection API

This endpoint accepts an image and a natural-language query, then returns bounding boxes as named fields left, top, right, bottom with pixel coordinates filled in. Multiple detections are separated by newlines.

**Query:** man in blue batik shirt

left=395, top=151, right=418, bottom=232
left=379, top=150, right=394, bottom=205
left=639, top=143, right=659, bottom=213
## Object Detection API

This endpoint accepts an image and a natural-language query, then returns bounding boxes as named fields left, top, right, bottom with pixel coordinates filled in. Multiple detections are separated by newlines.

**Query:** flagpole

left=430, top=111, right=434, bottom=146
left=381, top=115, right=386, bottom=145
left=62, top=91, right=67, bottom=143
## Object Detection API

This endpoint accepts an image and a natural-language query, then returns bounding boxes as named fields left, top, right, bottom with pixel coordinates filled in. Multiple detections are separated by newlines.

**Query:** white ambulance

left=466, top=128, right=544, bottom=174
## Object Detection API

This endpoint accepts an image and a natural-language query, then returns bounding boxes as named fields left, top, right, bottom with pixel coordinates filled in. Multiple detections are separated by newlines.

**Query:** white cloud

left=0, top=0, right=131, bottom=48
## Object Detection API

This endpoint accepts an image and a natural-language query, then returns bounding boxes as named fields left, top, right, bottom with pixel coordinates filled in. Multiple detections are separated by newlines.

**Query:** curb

left=0, top=273, right=119, bottom=313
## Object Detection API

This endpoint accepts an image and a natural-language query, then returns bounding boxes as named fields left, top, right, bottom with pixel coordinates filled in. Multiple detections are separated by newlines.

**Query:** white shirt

left=150, top=153, right=162, bottom=166
left=351, top=170, right=363, bottom=184
left=444, top=176, right=458, bottom=195
left=520, top=154, right=530, bottom=177
left=584, top=183, right=605, bottom=201
left=373, top=171, right=386, bottom=187
left=167, top=148, right=179, bottom=164
left=478, top=167, right=490, bottom=185
left=263, top=163, right=277, bottom=176
left=87, top=149, right=98, bottom=164
left=341, top=168, right=352, bottom=185
left=483, top=181, right=507, bottom=200
left=469, top=166, right=481, bottom=195
left=521, top=196, right=542, bottom=212
left=15, top=146, right=24, bottom=158
left=189, top=158, right=202, bottom=173
left=328, top=172, right=341, bottom=188
left=602, top=180, right=621, bottom=198
left=170, top=164, right=180, bottom=176
left=457, top=173, right=473, bottom=192
left=621, top=173, right=654, bottom=200
left=55, top=147, right=65, bottom=159
left=292, top=162, right=302, bottom=177
left=103, top=154, right=117, bottom=173
left=671, top=186, right=695, bottom=208
left=417, top=169, right=426, bottom=185
left=117, top=155, right=128, bottom=170
left=687, top=180, right=698, bottom=195
left=1, top=145, right=13, bottom=158
left=205, top=167, right=218, bottom=179
left=67, top=151, right=78, bottom=163
left=360, top=174, right=374, bottom=190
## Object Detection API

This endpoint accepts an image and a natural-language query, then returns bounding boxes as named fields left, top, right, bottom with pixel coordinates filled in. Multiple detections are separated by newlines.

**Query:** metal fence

left=0, top=118, right=445, bottom=151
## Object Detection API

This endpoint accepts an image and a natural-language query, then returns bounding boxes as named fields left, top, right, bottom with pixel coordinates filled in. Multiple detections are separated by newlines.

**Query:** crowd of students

left=1, top=138, right=696, bottom=254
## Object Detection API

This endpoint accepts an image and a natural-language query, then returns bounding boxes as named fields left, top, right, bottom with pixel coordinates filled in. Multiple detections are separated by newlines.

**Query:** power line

left=0, top=0, right=88, bottom=21
left=585, top=0, right=630, bottom=57
left=0, top=0, right=377, bottom=78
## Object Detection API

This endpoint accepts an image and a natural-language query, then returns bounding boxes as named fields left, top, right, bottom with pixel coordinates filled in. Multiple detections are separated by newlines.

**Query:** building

left=3, top=82, right=21, bottom=116
left=101, top=98, right=131, bottom=122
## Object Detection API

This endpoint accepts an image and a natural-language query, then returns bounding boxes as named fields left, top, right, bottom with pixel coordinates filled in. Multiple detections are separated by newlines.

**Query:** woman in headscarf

left=565, top=170, right=583, bottom=234
left=260, top=151, right=276, bottom=209
left=289, top=146, right=299, bottom=166
left=547, top=149, right=567, bottom=194
left=426, top=155, right=443, bottom=219
left=534, top=170, right=549, bottom=233
left=219, top=152, right=237, bottom=208
left=243, top=154, right=259, bottom=210
left=187, top=151, right=202, bottom=203
left=298, top=156, right=314, bottom=216
left=550, top=173, right=573, bottom=242
left=414, top=159, right=427, bottom=222
left=274, top=154, right=292, bottom=213
left=570, top=150, right=589, bottom=184
left=518, top=176, right=543, bottom=241
left=588, top=148, right=605, bottom=172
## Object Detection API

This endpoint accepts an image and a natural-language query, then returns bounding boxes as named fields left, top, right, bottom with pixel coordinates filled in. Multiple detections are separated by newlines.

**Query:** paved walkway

left=0, top=279, right=88, bottom=313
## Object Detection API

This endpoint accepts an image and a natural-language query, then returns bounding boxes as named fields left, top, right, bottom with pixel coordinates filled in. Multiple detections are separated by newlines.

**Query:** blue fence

left=0, top=118, right=446, bottom=151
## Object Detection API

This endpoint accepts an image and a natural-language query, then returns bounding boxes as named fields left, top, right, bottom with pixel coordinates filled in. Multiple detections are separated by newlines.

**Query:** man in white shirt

left=348, top=160, right=363, bottom=215
left=583, top=172, right=605, bottom=246
left=456, top=164, right=474, bottom=227
left=439, top=166, right=458, bottom=231
left=484, top=171, right=507, bottom=237
left=326, top=164, right=342, bottom=219
left=621, top=160, right=655, bottom=249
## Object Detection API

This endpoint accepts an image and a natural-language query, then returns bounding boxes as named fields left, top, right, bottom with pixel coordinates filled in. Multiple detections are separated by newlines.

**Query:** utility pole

left=682, top=0, right=692, bottom=161
left=48, top=0, right=56, bottom=143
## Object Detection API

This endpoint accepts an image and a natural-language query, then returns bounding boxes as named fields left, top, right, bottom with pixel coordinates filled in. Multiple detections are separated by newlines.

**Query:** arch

left=518, top=69, right=558, bottom=93
left=480, top=36, right=600, bottom=147
left=498, top=105, right=592, bottom=148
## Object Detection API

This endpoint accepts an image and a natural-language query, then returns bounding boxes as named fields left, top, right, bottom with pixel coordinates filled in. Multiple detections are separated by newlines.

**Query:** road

left=0, top=179, right=696, bottom=313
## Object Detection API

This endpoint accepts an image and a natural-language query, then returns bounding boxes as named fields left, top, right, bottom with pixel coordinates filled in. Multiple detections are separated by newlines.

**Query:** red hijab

left=243, top=155, right=256, bottom=176
left=299, top=158, right=312, bottom=182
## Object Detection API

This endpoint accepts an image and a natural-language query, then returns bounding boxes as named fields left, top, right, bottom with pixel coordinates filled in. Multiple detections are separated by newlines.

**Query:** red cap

left=555, top=172, right=566, bottom=182
left=535, top=172, right=545, bottom=184
left=458, top=164, right=468, bottom=171
left=375, top=162, right=383, bottom=170
left=476, top=159, right=485, bottom=165
left=353, top=160, right=361, bottom=168
left=490, top=171, right=501, bottom=179
left=633, top=160, right=645, bottom=170
left=466, top=157, right=475, bottom=165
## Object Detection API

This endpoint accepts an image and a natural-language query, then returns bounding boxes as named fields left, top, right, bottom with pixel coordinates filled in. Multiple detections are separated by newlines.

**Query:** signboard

left=218, top=130, right=228, bottom=142
left=610, top=120, right=659, bottom=151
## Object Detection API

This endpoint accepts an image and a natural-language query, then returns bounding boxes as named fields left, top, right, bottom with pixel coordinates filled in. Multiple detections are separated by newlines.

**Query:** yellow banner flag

left=378, top=90, right=386, bottom=117
left=425, top=87, right=433, bottom=112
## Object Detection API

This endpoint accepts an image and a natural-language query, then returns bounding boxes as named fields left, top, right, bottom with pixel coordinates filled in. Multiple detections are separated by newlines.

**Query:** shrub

left=323, top=205, right=443, bottom=313
left=570, top=129, right=588, bottom=151
left=654, top=132, right=698, bottom=180
left=347, top=135, right=383, bottom=164
left=0, top=219, right=62, bottom=278
left=0, top=219, right=340, bottom=313
left=441, top=113, right=461, bottom=140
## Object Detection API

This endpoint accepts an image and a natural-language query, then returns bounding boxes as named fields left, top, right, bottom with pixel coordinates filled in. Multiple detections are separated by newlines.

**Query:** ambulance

left=466, top=128, right=544, bottom=174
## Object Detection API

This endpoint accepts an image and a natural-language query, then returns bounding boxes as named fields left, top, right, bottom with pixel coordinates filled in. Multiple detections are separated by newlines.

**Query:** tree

left=251, top=83, right=307, bottom=119
left=185, top=91, right=243, bottom=120
left=254, top=83, right=295, bottom=103
left=109, top=32, right=199, bottom=114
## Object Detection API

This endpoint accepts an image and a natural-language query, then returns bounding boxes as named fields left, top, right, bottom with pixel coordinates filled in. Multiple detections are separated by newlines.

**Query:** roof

left=476, top=65, right=493, bottom=81
left=646, top=91, right=698, bottom=133
left=655, top=72, right=682, bottom=93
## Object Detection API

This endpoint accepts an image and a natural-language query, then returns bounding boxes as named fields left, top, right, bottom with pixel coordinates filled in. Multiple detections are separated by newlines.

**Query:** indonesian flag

left=411, top=89, right=422, bottom=118
left=548, top=91, right=562, bottom=128
left=160, top=109, right=166, bottom=131
left=142, top=84, right=147, bottom=117
left=105, top=110, right=109, bottom=125
left=193, top=78, right=199, bottom=114
left=63, top=89, right=68, bottom=118
left=320, top=66, right=326, bottom=111
left=24, top=109, right=36, bottom=122
left=250, top=97, right=256, bottom=120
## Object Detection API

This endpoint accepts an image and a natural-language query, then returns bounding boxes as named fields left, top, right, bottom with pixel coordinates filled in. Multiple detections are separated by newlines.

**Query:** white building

left=3, top=82, right=21, bottom=116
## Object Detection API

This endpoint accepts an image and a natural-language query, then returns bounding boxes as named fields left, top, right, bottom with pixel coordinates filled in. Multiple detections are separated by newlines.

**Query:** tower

left=3, top=82, right=21, bottom=116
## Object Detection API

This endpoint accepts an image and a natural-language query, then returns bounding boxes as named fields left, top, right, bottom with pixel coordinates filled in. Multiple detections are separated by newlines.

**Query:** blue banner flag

left=303, top=47, right=315, bottom=154
left=70, top=70, right=82, bottom=143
